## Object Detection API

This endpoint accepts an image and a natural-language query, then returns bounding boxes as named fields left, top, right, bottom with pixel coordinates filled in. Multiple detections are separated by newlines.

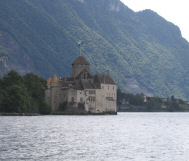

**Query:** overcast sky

left=120, top=0, right=189, bottom=42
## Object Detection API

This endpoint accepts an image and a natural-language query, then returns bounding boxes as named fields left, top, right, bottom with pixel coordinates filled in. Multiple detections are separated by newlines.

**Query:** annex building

left=45, top=56, right=117, bottom=114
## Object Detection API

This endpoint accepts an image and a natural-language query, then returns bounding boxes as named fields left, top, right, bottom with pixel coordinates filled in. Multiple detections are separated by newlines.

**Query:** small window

left=89, top=90, right=95, bottom=94
left=89, top=96, right=95, bottom=102
left=72, top=97, right=74, bottom=102
left=92, top=97, right=95, bottom=101
left=80, top=97, right=83, bottom=102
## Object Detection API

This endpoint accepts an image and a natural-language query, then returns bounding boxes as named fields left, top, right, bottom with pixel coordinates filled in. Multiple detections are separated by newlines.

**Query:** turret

left=51, top=75, right=59, bottom=84
left=47, top=77, right=52, bottom=89
left=45, top=75, right=60, bottom=112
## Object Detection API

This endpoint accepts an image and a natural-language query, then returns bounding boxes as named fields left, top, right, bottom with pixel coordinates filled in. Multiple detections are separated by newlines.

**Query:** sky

left=120, top=0, right=189, bottom=42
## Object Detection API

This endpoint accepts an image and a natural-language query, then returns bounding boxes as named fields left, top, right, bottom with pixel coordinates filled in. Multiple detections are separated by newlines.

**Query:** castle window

left=89, top=96, right=95, bottom=102
left=113, top=86, right=114, bottom=90
left=108, top=86, right=109, bottom=90
left=80, top=97, right=83, bottom=102
left=89, top=90, right=95, bottom=94
left=72, top=97, right=74, bottom=102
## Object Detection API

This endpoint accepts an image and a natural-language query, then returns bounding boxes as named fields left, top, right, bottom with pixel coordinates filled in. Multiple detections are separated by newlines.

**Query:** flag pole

left=78, top=41, right=81, bottom=56
left=80, top=43, right=81, bottom=56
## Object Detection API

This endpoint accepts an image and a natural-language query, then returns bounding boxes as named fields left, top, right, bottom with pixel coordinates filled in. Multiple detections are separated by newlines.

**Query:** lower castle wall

left=45, top=82, right=117, bottom=114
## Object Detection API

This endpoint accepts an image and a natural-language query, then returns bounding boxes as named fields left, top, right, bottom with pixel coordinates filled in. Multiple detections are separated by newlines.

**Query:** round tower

left=50, top=75, right=60, bottom=112
left=45, top=77, right=52, bottom=106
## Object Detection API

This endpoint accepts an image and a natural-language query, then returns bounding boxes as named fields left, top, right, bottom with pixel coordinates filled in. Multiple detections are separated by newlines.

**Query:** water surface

left=0, top=113, right=189, bottom=160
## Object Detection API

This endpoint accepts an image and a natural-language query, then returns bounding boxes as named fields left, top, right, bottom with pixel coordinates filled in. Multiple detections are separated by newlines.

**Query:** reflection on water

left=0, top=113, right=189, bottom=160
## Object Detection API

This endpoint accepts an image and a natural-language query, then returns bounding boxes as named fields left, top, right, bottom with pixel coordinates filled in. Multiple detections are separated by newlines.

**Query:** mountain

left=0, top=0, right=189, bottom=99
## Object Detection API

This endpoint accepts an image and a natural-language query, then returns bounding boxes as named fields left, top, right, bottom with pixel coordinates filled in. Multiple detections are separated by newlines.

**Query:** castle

left=45, top=56, right=117, bottom=114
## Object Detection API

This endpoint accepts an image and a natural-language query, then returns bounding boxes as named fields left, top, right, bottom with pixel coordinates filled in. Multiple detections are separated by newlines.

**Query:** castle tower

left=50, top=75, right=60, bottom=112
left=72, top=56, right=90, bottom=78
left=45, top=77, right=52, bottom=106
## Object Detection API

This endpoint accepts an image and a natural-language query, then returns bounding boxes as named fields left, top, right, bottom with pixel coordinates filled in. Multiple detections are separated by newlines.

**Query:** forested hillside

left=0, top=0, right=189, bottom=99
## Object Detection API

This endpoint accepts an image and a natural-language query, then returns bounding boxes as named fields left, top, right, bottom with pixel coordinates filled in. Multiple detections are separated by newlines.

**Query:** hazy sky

left=120, top=0, right=189, bottom=42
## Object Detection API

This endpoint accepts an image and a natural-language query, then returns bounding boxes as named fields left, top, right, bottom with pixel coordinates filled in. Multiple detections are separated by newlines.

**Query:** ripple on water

left=0, top=113, right=189, bottom=160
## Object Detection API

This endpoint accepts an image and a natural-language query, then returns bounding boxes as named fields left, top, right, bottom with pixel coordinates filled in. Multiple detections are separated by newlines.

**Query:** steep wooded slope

left=0, top=0, right=189, bottom=99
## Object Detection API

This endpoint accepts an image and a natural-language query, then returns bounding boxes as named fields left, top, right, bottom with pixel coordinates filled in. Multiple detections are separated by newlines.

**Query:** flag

left=78, top=41, right=81, bottom=47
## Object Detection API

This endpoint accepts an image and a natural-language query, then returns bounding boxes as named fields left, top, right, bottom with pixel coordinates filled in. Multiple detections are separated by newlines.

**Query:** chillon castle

left=45, top=56, right=117, bottom=114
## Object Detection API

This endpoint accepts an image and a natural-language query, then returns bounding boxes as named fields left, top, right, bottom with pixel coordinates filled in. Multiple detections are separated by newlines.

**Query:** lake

left=0, top=113, right=189, bottom=161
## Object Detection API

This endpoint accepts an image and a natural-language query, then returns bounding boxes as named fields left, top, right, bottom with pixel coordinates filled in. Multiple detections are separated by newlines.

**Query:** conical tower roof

left=72, top=56, right=90, bottom=65
left=47, top=77, right=52, bottom=84
left=51, top=75, right=59, bottom=83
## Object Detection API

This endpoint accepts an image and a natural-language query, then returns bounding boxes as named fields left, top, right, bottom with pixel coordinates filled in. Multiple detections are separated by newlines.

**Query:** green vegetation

left=117, top=89, right=189, bottom=112
left=0, top=0, right=189, bottom=99
left=0, top=70, right=51, bottom=114
left=0, top=45, right=8, bottom=57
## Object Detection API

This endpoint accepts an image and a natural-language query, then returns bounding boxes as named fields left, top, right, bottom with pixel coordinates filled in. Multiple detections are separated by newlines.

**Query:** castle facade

left=45, top=56, right=117, bottom=114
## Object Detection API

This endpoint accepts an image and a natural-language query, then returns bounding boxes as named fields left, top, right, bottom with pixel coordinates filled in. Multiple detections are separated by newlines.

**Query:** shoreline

left=0, top=111, right=117, bottom=116
left=0, top=113, right=41, bottom=116
left=1, top=111, right=189, bottom=116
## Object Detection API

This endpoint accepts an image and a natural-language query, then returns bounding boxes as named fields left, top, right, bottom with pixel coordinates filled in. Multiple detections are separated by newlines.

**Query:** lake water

left=0, top=113, right=189, bottom=161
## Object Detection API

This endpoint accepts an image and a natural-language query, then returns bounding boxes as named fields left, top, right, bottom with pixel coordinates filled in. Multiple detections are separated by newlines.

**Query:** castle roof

left=47, top=77, right=52, bottom=84
left=51, top=75, right=59, bottom=83
left=75, top=69, right=93, bottom=79
left=81, top=79, right=96, bottom=89
left=93, top=74, right=116, bottom=85
left=61, top=73, right=115, bottom=90
left=72, top=56, right=90, bottom=65
left=61, top=77, right=95, bottom=90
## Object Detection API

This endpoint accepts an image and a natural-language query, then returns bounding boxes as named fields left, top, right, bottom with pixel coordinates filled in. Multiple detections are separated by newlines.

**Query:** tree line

left=117, top=89, right=187, bottom=112
left=0, top=70, right=51, bottom=114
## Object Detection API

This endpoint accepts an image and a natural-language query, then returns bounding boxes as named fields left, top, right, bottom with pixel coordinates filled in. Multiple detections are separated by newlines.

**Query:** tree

left=0, top=71, right=51, bottom=114
left=117, top=89, right=123, bottom=107
left=147, top=97, right=161, bottom=111
left=2, top=85, right=30, bottom=113
left=2, top=70, right=23, bottom=87
left=23, top=73, right=51, bottom=114
left=23, top=73, right=46, bottom=101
